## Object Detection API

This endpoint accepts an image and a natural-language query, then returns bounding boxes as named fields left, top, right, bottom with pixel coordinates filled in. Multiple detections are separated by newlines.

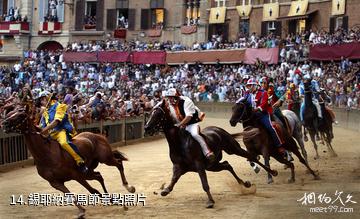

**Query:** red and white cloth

left=0, top=21, right=29, bottom=34
left=38, top=22, right=61, bottom=35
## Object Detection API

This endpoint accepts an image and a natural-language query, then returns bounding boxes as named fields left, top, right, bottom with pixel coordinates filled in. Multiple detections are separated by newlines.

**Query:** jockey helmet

left=246, top=78, right=258, bottom=86
left=165, top=88, right=179, bottom=97
left=259, top=77, right=268, bottom=85
left=38, top=91, right=50, bottom=99
left=290, top=83, right=296, bottom=89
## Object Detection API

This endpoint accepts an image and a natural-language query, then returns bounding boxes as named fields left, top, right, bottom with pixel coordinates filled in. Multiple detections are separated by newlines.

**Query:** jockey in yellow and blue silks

left=39, top=91, right=88, bottom=173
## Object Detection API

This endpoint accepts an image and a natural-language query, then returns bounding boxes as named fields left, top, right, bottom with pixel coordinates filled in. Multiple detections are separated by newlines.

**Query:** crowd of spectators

left=1, top=28, right=360, bottom=125
left=0, top=7, right=27, bottom=22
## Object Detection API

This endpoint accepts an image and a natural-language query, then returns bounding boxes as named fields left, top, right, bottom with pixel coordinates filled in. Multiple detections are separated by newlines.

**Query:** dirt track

left=0, top=116, right=359, bottom=219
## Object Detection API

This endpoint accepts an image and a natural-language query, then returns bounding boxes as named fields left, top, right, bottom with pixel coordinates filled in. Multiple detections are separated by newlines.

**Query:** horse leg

left=259, top=147, right=274, bottom=184
left=309, top=130, right=319, bottom=159
left=76, top=178, right=102, bottom=194
left=196, top=167, right=215, bottom=208
left=161, top=164, right=184, bottom=196
left=293, top=130, right=308, bottom=165
left=49, top=181, right=85, bottom=218
left=272, top=154, right=296, bottom=183
left=104, top=158, right=135, bottom=193
left=303, top=126, right=308, bottom=142
left=207, top=161, right=251, bottom=188
left=86, top=171, right=109, bottom=193
left=291, top=146, right=320, bottom=180
left=325, top=134, right=337, bottom=157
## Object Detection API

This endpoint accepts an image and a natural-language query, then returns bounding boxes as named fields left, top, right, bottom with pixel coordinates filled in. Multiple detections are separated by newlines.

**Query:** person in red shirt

left=253, top=79, right=292, bottom=160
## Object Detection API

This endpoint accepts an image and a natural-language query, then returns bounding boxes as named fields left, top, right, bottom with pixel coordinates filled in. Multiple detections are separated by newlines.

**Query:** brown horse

left=144, top=100, right=277, bottom=208
left=229, top=99, right=320, bottom=184
left=2, top=106, right=135, bottom=218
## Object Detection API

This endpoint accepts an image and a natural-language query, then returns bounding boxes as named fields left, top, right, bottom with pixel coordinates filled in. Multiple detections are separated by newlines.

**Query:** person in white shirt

left=165, top=88, right=215, bottom=161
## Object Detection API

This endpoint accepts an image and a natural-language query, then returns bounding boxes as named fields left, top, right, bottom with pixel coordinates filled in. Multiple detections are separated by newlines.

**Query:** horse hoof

left=78, top=211, right=85, bottom=219
left=304, top=136, right=308, bottom=142
left=331, top=153, right=338, bottom=157
left=206, top=200, right=215, bottom=208
left=127, top=185, right=136, bottom=193
left=272, top=170, right=278, bottom=177
left=267, top=178, right=274, bottom=184
left=284, top=164, right=289, bottom=169
left=244, top=181, right=252, bottom=188
left=288, top=178, right=295, bottom=183
left=161, top=189, right=170, bottom=196
left=314, top=175, right=321, bottom=180
left=123, top=205, right=129, bottom=211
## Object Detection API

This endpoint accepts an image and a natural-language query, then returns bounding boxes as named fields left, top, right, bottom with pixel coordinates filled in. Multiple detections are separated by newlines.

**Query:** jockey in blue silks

left=299, top=75, right=322, bottom=123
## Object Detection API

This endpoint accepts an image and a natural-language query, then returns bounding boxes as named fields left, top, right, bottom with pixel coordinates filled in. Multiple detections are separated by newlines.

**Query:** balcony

left=0, top=21, right=29, bottom=35
left=38, top=22, right=62, bottom=35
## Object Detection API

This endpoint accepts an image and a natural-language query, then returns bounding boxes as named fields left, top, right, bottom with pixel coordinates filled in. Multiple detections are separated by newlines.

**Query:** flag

left=332, top=0, right=345, bottom=16
left=209, top=7, right=226, bottom=24
left=236, top=5, right=252, bottom=19
left=288, top=0, right=309, bottom=17
left=263, top=2, right=279, bottom=21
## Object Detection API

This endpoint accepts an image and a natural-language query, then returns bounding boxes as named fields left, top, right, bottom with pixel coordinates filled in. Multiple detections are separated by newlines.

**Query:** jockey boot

left=78, top=162, right=89, bottom=173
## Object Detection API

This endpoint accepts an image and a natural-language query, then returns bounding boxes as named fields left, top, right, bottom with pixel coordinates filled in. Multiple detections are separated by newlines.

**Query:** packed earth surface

left=0, top=112, right=359, bottom=219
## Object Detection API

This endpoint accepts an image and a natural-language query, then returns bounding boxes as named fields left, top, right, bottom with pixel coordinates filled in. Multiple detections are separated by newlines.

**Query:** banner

left=209, top=7, right=226, bottom=24
left=288, top=0, right=308, bottom=17
left=166, top=49, right=245, bottom=65
left=244, top=47, right=279, bottom=65
left=132, top=51, right=166, bottom=64
left=63, top=52, right=97, bottom=62
left=332, top=0, right=345, bottom=16
left=309, top=43, right=360, bottom=61
left=263, top=2, right=279, bottom=21
left=181, top=25, right=197, bottom=34
left=98, top=51, right=130, bottom=63
left=236, top=5, right=252, bottom=19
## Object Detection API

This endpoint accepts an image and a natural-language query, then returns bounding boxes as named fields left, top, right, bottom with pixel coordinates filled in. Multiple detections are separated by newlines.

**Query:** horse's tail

left=113, top=150, right=128, bottom=161
left=212, top=127, right=252, bottom=159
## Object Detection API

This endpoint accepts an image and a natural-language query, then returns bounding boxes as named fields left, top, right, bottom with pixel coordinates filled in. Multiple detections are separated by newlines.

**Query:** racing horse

left=229, top=99, right=319, bottom=184
left=2, top=106, right=135, bottom=218
left=303, top=81, right=337, bottom=158
left=144, top=100, right=278, bottom=208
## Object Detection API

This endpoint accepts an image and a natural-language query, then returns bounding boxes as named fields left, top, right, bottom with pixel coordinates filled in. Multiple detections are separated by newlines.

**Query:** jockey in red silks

left=244, top=78, right=292, bottom=160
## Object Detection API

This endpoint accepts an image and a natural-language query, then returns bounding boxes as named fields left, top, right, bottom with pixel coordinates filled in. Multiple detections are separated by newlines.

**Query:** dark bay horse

left=229, top=99, right=319, bottom=184
left=303, top=81, right=337, bottom=158
left=144, top=100, right=277, bottom=208
left=2, top=106, right=135, bottom=218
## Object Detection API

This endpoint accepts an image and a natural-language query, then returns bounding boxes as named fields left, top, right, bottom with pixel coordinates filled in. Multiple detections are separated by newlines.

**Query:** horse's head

left=229, top=98, right=252, bottom=126
left=304, top=80, right=312, bottom=92
left=2, top=106, right=31, bottom=134
left=144, top=100, right=171, bottom=135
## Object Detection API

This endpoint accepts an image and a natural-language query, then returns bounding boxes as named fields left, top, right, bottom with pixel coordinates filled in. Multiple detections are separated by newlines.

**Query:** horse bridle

left=148, top=106, right=167, bottom=131
left=236, top=102, right=252, bottom=123
left=2, top=110, right=31, bottom=134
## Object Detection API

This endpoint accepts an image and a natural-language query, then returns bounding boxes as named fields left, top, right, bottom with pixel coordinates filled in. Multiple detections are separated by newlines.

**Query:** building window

left=151, top=8, right=164, bottom=29
left=84, top=0, right=97, bottom=29
left=335, top=16, right=343, bottom=30
left=239, top=19, right=250, bottom=36
left=296, top=19, right=306, bottom=34
left=117, top=9, right=128, bottom=28
left=215, top=0, right=226, bottom=7
left=185, top=0, right=200, bottom=26
left=267, top=21, right=276, bottom=32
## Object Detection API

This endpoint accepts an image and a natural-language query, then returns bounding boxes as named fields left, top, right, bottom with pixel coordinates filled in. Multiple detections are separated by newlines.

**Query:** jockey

left=286, top=83, right=297, bottom=110
left=299, top=75, right=322, bottom=123
left=39, top=91, right=88, bottom=173
left=245, top=78, right=292, bottom=160
left=261, top=77, right=289, bottom=132
left=164, top=88, right=215, bottom=162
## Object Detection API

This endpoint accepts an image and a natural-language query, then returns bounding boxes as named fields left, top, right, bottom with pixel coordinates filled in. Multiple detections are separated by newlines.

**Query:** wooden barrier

left=0, top=116, right=145, bottom=167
